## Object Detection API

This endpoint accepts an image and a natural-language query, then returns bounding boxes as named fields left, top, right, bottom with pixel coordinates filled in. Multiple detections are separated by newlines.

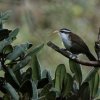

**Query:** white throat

left=60, top=33, right=71, bottom=49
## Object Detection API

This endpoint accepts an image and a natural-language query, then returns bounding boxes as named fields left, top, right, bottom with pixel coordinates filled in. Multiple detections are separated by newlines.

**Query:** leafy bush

left=0, top=11, right=100, bottom=100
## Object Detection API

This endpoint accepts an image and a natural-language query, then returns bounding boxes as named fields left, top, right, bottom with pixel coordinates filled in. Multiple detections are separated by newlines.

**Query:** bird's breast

left=60, top=33, right=72, bottom=49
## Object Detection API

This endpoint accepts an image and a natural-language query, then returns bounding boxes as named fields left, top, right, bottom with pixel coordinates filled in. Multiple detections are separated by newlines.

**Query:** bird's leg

left=60, top=48, right=77, bottom=59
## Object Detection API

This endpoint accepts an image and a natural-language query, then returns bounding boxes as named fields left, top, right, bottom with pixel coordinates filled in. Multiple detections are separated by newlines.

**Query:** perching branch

left=47, top=41, right=100, bottom=67
left=95, top=28, right=100, bottom=61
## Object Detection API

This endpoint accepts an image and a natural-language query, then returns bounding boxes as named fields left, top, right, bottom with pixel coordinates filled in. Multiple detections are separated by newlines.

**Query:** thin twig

left=47, top=41, right=100, bottom=67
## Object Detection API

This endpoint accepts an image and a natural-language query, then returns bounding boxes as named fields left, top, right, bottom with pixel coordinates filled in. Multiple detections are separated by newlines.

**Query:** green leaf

left=83, top=68, right=99, bottom=82
left=20, top=80, right=38, bottom=99
left=31, top=55, right=41, bottom=81
left=42, top=69, right=49, bottom=79
left=54, top=64, right=66, bottom=92
left=5, top=68, right=20, bottom=90
left=3, top=82, right=19, bottom=100
left=7, top=28, right=19, bottom=42
left=32, top=81, right=38, bottom=99
left=14, top=70, right=22, bottom=84
left=3, top=45, right=13, bottom=55
left=13, top=56, right=31, bottom=71
left=69, top=59, right=82, bottom=85
left=40, top=83, right=52, bottom=97
left=79, top=82, right=90, bottom=100
left=89, top=76, right=95, bottom=98
left=62, top=73, right=73, bottom=97
left=42, top=69, right=52, bottom=82
left=27, top=44, right=44, bottom=56
left=6, top=42, right=31, bottom=60
left=0, top=11, right=11, bottom=21
left=21, top=67, right=32, bottom=83
left=78, top=82, right=89, bottom=96
left=89, top=72, right=99, bottom=98
left=0, top=28, right=19, bottom=52
left=73, top=81, right=78, bottom=93
left=46, top=91, right=56, bottom=100
left=20, top=80, right=36, bottom=98
left=0, top=28, right=18, bottom=52
left=0, top=39, right=10, bottom=52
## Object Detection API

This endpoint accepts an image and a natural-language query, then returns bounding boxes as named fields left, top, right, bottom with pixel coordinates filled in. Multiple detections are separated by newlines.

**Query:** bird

left=55, top=28, right=96, bottom=61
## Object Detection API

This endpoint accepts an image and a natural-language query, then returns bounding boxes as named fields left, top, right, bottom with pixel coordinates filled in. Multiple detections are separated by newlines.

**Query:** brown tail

left=86, top=52, right=96, bottom=61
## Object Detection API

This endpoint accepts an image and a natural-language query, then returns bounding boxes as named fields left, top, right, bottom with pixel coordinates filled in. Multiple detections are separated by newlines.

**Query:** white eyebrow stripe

left=62, top=29, right=71, bottom=33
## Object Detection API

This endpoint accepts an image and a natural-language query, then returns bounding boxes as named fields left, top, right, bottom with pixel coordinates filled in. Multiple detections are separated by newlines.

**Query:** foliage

left=0, top=11, right=100, bottom=100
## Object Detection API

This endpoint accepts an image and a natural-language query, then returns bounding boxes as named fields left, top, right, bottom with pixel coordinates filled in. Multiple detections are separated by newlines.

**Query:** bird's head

left=53, top=28, right=71, bottom=35
left=59, top=28, right=71, bottom=34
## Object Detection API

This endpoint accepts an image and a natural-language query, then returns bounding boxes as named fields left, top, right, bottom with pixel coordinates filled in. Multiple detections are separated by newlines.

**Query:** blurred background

left=0, top=0, right=100, bottom=77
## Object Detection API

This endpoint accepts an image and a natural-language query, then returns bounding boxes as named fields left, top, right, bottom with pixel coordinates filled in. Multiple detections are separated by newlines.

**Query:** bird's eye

left=60, top=30, right=67, bottom=33
left=60, top=30, right=64, bottom=33
left=60, top=29, right=71, bottom=33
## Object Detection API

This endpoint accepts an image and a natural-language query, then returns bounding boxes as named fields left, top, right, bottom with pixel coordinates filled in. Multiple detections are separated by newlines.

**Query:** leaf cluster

left=0, top=11, right=100, bottom=100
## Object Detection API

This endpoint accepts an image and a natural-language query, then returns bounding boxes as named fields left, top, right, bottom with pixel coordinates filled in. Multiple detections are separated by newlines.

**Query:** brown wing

left=70, top=33, right=90, bottom=54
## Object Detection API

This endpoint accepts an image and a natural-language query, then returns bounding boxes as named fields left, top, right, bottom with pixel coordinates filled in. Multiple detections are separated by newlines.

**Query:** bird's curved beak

left=48, top=30, right=59, bottom=40
left=53, top=30, right=59, bottom=34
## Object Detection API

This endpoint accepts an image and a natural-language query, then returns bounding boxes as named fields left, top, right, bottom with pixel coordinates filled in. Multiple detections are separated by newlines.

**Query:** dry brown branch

left=47, top=41, right=100, bottom=67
